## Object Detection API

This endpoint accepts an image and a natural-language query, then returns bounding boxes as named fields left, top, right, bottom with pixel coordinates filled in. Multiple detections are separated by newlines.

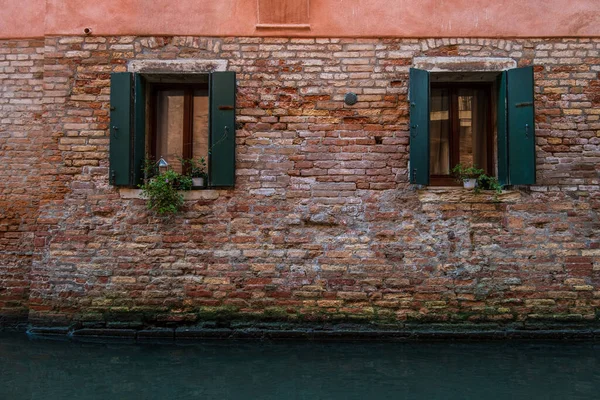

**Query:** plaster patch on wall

left=413, top=57, right=517, bottom=72
left=257, top=0, right=310, bottom=25
left=128, top=59, right=228, bottom=73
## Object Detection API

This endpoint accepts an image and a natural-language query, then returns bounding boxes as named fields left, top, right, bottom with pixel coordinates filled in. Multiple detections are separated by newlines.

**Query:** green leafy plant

left=139, top=169, right=192, bottom=215
left=178, top=156, right=207, bottom=178
left=451, top=163, right=484, bottom=183
left=451, top=163, right=503, bottom=196
left=142, top=156, right=158, bottom=181
left=476, top=174, right=503, bottom=194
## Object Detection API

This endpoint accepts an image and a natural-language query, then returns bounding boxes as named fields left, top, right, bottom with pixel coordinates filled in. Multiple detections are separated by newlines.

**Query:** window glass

left=156, top=89, right=184, bottom=172
left=153, top=87, right=209, bottom=174
left=430, top=88, right=450, bottom=175
left=458, top=88, right=489, bottom=174
left=429, top=84, right=492, bottom=182
left=192, top=92, right=209, bottom=163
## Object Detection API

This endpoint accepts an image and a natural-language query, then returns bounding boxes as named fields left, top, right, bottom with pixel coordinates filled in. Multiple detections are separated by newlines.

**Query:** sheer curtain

left=472, top=88, right=488, bottom=172
left=429, top=86, right=490, bottom=177
left=430, top=88, right=450, bottom=175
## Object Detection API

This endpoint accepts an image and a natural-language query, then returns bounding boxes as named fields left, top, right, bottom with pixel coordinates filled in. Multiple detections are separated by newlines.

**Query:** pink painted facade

left=2, top=0, right=599, bottom=39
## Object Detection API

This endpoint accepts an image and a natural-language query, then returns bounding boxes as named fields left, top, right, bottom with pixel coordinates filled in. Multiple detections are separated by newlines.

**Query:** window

left=429, top=83, right=493, bottom=185
left=108, top=72, right=236, bottom=188
left=409, top=66, right=536, bottom=186
left=149, top=82, right=209, bottom=174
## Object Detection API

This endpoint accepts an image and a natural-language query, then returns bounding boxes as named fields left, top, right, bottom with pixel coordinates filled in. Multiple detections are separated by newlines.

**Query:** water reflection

left=1, top=333, right=599, bottom=399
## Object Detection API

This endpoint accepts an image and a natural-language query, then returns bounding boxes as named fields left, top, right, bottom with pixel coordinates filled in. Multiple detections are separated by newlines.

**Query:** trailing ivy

left=140, top=169, right=192, bottom=215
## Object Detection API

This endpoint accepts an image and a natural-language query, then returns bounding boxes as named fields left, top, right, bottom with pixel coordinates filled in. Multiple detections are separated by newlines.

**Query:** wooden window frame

left=147, top=83, right=209, bottom=172
left=429, top=82, right=494, bottom=186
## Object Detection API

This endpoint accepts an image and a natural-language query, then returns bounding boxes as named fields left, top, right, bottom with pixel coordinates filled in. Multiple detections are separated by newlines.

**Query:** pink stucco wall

left=1, top=0, right=600, bottom=39
left=0, top=0, right=46, bottom=39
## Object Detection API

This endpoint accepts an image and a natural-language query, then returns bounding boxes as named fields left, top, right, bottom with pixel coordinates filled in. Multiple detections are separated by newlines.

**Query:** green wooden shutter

left=409, top=68, right=430, bottom=185
left=109, top=72, right=133, bottom=186
left=132, top=73, right=146, bottom=186
left=507, top=66, right=536, bottom=185
left=209, top=71, right=236, bottom=187
left=496, top=71, right=509, bottom=186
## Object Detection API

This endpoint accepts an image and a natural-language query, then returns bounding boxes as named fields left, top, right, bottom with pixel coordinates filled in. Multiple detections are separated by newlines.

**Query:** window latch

left=112, top=125, right=119, bottom=138
left=411, top=124, right=418, bottom=138
left=525, top=123, right=529, bottom=139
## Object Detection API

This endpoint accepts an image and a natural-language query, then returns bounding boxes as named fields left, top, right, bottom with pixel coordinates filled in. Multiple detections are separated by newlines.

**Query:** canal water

left=1, top=333, right=599, bottom=399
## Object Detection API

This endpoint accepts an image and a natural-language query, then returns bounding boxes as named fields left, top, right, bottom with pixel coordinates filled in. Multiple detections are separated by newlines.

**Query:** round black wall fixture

left=344, top=92, right=358, bottom=106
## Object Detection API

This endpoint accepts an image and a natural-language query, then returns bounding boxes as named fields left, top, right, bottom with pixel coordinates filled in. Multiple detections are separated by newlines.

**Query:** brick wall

left=1, top=36, right=599, bottom=328
left=0, top=39, right=45, bottom=325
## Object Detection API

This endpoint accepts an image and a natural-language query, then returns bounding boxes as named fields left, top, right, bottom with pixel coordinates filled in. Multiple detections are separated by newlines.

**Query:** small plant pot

left=463, top=178, right=477, bottom=189
left=192, top=177, right=205, bottom=188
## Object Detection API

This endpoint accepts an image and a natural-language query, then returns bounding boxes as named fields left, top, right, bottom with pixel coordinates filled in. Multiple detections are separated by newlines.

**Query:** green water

left=1, top=333, right=599, bottom=399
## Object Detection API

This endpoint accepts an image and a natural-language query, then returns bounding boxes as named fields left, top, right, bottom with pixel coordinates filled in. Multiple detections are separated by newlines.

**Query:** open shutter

left=132, top=73, right=146, bottom=186
left=209, top=71, right=236, bottom=187
left=497, top=71, right=509, bottom=186
left=109, top=72, right=133, bottom=186
left=409, top=68, right=430, bottom=185
left=507, top=66, right=536, bottom=185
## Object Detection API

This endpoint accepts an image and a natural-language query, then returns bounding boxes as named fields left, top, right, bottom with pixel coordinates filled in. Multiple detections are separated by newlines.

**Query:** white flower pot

left=192, top=177, right=205, bottom=188
left=463, top=178, right=477, bottom=189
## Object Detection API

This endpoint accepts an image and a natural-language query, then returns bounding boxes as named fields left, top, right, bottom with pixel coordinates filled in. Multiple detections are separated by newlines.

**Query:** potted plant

left=476, top=174, right=503, bottom=194
left=451, top=163, right=484, bottom=189
left=139, top=168, right=192, bottom=215
left=179, top=156, right=207, bottom=188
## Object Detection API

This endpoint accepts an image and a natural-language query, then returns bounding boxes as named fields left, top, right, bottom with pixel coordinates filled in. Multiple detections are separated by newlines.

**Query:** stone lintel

left=127, top=59, right=228, bottom=73
left=413, top=57, right=517, bottom=72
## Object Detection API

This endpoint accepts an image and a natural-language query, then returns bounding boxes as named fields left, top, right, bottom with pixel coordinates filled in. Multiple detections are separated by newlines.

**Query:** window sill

left=417, top=187, right=521, bottom=203
left=119, top=188, right=220, bottom=201
left=255, top=23, right=311, bottom=30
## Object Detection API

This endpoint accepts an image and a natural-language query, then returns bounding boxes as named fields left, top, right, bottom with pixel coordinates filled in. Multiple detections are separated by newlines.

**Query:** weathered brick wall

left=3, top=36, right=600, bottom=328
left=0, top=39, right=44, bottom=325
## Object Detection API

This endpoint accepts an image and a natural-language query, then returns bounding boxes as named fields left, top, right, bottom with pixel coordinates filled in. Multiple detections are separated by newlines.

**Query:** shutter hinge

left=515, top=102, right=533, bottom=108
left=110, top=170, right=115, bottom=185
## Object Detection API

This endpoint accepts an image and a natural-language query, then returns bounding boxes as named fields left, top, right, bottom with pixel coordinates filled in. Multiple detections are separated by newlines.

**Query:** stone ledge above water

left=25, top=321, right=600, bottom=342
